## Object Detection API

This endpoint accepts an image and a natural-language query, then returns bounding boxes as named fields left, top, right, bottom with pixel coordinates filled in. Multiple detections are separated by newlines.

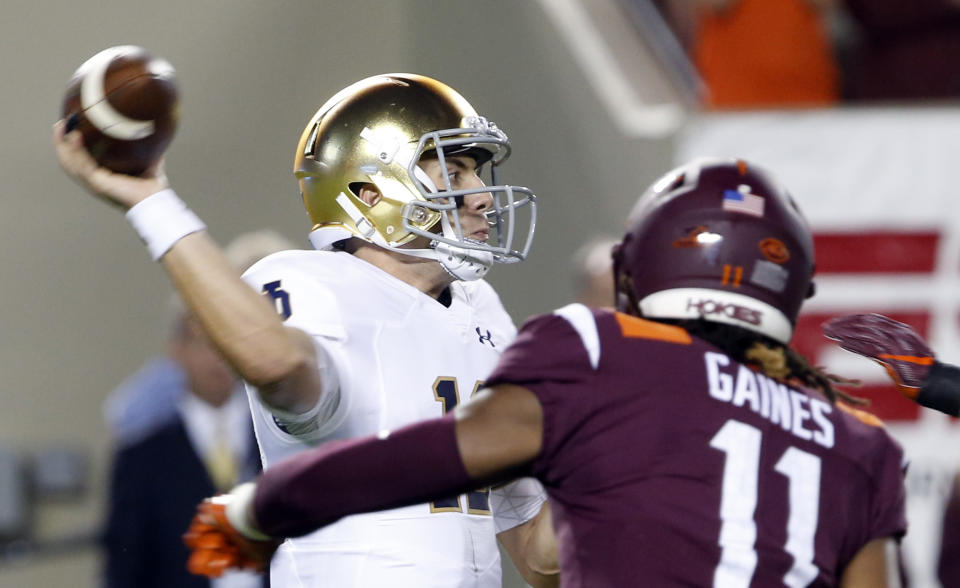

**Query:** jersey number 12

left=430, top=377, right=491, bottom=515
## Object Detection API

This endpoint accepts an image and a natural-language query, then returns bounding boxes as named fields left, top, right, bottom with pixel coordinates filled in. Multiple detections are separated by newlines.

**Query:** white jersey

left=241, top=250, right=537, bottom=587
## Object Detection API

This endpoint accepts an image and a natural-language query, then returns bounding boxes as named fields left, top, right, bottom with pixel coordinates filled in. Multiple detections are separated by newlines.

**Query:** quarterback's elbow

left=245, top=351, right=323, bottom=412
left=234, top=326, right=322, bottom=410
left=240, top=350, right=311, bottom=388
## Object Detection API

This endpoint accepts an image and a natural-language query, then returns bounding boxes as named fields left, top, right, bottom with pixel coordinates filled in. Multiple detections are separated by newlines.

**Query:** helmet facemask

left=398, top=116, right=536, bottom=280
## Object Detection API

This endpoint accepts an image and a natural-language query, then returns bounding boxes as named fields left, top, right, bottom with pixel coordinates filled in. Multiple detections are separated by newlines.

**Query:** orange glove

left=183, top=484, right=280, bottom=578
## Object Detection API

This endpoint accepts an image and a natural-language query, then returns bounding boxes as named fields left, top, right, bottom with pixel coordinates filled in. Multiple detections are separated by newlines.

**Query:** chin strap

left=390, top=236, right=493, bottom=282
left=431, top=240, right=492, bottom=281
left=430, top=210, right=493, bottom=281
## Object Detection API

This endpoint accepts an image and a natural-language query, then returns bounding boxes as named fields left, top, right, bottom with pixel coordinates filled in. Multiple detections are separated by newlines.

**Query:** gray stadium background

left=0, top=1, right=678, bottom=586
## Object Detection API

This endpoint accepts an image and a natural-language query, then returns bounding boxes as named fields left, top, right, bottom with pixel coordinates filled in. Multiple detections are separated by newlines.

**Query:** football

left=61, top=45, right=179, bottom=176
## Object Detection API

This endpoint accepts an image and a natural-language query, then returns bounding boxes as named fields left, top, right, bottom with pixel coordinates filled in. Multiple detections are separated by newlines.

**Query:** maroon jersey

left=487, top=304, right=907, bottom=588
left=938, top=475, right=960, bottom=586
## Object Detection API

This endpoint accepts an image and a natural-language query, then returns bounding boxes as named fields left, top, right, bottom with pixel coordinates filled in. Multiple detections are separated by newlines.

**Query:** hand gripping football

left=61, top=45, right=179, bottom=176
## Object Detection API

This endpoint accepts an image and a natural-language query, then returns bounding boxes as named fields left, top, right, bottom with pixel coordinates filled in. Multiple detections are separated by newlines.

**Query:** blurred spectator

left=101, top=229, right=294, bottom=588
left=103, top=350, right=182, bottom=448
left=841, top=0, right=960, bottom=101
left=571, top=236, right=618, bottom=307
left=102, top=308, right=264, bottom=588
left=939, top=473, right=960, bottom=586
left=103, top=230, right=296, bottom=445
left=658, top=0, right=841, bottom=108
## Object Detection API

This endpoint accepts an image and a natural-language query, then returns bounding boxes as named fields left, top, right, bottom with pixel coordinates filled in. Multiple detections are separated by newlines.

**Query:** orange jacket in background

left=693, top=0, right=839, bottom=108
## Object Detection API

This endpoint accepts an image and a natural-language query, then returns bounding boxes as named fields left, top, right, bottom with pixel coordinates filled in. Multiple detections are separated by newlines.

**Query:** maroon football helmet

left=612, top=158, right=815, bottom=343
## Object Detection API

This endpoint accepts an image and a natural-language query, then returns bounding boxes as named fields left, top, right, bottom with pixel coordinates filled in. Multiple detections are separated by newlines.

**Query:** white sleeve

left=241, top=252, right=349, bottom=442
left=490, top=477, right=548, bottom=534
left=256, top=337, right=346, bottom=441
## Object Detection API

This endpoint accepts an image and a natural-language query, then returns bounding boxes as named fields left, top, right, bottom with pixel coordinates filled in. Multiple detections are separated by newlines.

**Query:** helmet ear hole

left=347, top=182, right=365, bottom=198
left=351, top=183, right=383, bottom=207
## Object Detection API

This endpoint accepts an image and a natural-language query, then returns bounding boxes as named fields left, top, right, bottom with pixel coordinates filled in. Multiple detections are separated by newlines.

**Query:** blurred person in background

left=939, top=475, right=960, bottom=587
left=56, top=72, right=555, bottom=587
left=657, top=0, right=841, bottom=108
left=185, top=158, right=907, bottom=587
left=570, top=235, right=618, bottom=308
left=101, top=230, right=292, bottom=588
left=103, top=304, right=264, bottom=588
left=840, top=0, right=960, bottom=102
left=104, top=230, right=296, bottom=446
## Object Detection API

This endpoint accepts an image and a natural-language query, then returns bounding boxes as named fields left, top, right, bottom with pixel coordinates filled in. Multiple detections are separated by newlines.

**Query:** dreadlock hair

left=672, top=319, right=866, bottom=406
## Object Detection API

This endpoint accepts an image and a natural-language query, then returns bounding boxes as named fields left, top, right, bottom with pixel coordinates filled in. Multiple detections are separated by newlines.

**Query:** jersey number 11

left=711, top=419, right=821, bottom=588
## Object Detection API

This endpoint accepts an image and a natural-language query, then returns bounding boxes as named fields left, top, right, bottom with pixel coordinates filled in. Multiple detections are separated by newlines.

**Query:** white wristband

left=219, top=482, right=272, bottom=541
left=125, top=189, right=207, bottom=260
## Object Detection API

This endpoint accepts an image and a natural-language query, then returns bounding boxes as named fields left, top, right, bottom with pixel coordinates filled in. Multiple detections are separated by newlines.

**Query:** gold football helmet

left=294, top=73, right=536, bottom=280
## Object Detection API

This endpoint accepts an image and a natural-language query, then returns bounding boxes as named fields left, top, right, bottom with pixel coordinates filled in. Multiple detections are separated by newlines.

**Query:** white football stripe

left=80, top=46, right=155, bottom=140
left=553, top=303, right=601, bottom=369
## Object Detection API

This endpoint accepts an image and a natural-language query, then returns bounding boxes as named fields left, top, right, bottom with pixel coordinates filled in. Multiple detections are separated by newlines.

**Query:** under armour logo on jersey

left=476, top=327, right=495, bottom=347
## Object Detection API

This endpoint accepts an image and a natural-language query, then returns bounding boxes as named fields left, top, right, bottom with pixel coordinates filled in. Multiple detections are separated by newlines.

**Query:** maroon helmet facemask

left=613, top=158, right=815, bottom=343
